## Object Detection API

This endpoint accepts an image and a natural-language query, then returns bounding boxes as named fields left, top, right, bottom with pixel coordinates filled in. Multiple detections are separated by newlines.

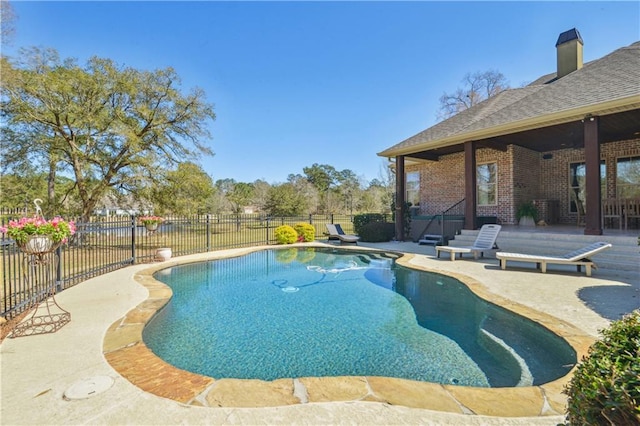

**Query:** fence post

left=56, top=245, right=63, bottom=291
left=309, top=214, right=313, bottom=224
left=131, top=215, right=136, bottom=264
left=266, top=217, right=270, bottom=244
left=206, top=214, right=211, bottom=251
left=331, top=213, right=334, bottom=224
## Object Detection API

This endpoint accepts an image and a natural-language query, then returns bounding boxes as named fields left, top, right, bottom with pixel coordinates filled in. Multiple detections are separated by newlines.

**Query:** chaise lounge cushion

left=326, top=224, right=359, bottom=244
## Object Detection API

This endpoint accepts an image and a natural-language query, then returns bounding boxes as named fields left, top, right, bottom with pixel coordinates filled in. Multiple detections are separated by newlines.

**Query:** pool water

left=144, top=247, right=576, bottom=387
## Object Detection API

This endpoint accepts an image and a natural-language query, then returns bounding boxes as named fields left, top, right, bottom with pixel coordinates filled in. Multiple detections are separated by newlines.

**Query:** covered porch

left=390, top=107, right=640, bottom=239
left=379, top=37, right=640, bottom=241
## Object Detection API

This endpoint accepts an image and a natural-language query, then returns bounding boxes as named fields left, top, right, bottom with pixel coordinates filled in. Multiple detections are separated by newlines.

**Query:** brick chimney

left=556, top=28, right=583, bottom=79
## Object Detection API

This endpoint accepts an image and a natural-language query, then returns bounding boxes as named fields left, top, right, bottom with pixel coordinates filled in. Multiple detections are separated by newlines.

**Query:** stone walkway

left=1, top=243, right=638, bottom=425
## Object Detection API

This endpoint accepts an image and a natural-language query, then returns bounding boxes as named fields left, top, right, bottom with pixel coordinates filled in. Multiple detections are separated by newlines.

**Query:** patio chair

left=496, top=241, right=612, bottom=276
left=602, top=198, right=623, bottom=230
left=325, top=224, right=359, bottom=244
left=435, top=224, right=501, bottom=261
left=623, top=198, right=640, bottom=230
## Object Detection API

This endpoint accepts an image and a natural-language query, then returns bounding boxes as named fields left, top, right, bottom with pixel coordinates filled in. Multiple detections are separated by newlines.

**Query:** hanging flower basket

left=1, top=216, right=76, bottom=255
left=138, top=216, right=164, bottom=232
left=18, top=235, right=62, bottom=255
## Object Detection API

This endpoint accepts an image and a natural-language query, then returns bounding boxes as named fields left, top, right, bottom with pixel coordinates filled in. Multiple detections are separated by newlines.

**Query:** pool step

left=356, top=252, right=401, bottom=265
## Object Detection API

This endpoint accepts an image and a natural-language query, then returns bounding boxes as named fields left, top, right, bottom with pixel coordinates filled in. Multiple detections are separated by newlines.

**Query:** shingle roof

left=379, top=41, right=640, bottom=158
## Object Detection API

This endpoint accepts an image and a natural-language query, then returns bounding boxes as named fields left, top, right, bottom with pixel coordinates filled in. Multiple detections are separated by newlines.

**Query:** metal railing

left=413, top=199, right=466, bottom=243
left=440, top=199, right=466, bottom=242
left=1, top=213, right=357, bottom=320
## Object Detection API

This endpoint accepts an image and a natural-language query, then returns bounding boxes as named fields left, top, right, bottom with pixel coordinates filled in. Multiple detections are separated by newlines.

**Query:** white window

left=616, top=156, right=640, bottom=198
left=477, top=163, right=497, bottom=206
left=406, top=172, right=420, bottom=206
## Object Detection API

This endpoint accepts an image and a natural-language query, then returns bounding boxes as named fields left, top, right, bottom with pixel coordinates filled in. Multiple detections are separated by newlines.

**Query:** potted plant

left=516, top=202, right=538, bottom=227
left=0, top=216, right=76, bottom=254
left=138, top=215, right=164, bottom=232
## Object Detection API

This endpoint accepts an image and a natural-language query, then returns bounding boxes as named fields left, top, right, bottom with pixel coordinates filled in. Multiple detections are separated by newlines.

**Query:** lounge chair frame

left=496, top=242, right=612, bottom=276
left=435, top=224, right=501, bottom=261
left=325, top=224, right=359, bottom=244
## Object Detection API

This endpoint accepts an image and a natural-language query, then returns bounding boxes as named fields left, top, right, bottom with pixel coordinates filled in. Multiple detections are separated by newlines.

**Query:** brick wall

left=540, top=138, right=640, bottom=224
left=408, top=138, right=640, bottom=226
left=409, top=147, right=515, bottom=220
left=510, top=145, right=541, bottom=224
left=407, top=153, right=464, bottom=216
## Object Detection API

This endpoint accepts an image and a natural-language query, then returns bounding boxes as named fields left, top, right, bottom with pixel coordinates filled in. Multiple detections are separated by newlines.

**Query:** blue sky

left=5, top=1, right=639, bottom=185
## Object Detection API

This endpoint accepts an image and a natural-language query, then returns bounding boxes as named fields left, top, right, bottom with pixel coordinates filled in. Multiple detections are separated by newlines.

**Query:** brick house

left=378, top=29, right=640, bottom=239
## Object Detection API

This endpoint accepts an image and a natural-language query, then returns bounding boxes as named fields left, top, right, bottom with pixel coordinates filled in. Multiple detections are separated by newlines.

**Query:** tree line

left=0, top=161, right=394, bottom=218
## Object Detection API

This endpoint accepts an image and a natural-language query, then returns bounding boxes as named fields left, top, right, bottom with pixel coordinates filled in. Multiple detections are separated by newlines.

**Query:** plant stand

left=9, top=292, right=71, bottom=338
left=9, top=243, right=71, bottom=338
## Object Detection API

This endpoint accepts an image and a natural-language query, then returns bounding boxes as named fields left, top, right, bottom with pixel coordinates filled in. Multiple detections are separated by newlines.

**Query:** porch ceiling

left=406, top=108, right=640, bottom=161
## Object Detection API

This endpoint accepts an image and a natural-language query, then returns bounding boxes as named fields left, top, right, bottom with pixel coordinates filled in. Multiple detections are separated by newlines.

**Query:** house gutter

left=378, top=96, right=640, bottom=158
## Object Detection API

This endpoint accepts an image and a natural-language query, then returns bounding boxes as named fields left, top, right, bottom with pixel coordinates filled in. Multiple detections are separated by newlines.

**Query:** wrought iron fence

left=1, top=213, right=357, bottom=320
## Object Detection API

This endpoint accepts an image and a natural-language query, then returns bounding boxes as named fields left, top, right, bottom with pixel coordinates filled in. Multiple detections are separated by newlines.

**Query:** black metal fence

left=1, top=214, right=357, bottom=320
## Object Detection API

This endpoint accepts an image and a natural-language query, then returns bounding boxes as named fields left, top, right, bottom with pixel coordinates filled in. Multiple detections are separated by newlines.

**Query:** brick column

left=584, top=116, right=602, bottom=235
left=464, top=142, right=477, bottom=230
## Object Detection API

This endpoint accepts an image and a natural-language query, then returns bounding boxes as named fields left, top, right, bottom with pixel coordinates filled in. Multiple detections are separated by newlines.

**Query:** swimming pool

left=144, top=247, right=576, bottom=388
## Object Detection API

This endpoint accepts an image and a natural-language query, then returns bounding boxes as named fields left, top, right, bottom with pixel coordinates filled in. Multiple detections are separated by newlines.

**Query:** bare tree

left=437, top=70, right=509, bottom=120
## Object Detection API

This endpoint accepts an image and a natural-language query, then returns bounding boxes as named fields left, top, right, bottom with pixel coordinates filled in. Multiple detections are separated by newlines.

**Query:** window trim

left=476, top=162, right=497, bottom=207
left=615, top=155, right=640, bottom=198
left=405, top=171, right=420, bottom=207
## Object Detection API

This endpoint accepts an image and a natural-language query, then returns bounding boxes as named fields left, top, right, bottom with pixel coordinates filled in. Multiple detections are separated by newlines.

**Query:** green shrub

left=563, top=310, right=640, bottom=425
left=359, top=222, right=395, bottom=242
left=516, top=201, right=538, bottom=220
left=293, top=222, right=315, bottom=242
left=390, top=200, right=412, bottom=239
left=274, top=225, right=298, bottom=244
left=354, top=213, right=387, bottom=235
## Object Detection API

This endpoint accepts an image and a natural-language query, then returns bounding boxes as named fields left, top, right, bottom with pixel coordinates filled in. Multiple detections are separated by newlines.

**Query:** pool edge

left=103, top=244, right=592, bottom=417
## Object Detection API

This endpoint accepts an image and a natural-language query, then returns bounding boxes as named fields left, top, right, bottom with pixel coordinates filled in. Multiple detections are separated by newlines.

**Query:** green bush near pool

left=274, top=225, right=298, bottom=244
left=563, top=309, right=640, bottom=425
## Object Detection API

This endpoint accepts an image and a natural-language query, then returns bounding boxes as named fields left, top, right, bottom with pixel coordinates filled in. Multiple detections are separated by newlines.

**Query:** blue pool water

left=144, top=247, right=576, bottom=387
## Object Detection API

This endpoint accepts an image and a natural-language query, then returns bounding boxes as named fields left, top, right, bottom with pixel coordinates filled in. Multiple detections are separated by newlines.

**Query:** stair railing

left=414, top=198, right=465, bottom=243
left=440, top=198, right=466, bottom=242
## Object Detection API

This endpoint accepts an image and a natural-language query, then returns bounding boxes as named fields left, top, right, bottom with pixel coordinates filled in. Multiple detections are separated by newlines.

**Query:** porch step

left=449, top=229, right=639, bottom=272
left=418, top=234, right=444, bottom=245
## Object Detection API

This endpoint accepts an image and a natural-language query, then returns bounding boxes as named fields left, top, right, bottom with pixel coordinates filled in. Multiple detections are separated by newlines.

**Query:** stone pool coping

left=103, top=244, right=595, bottom=417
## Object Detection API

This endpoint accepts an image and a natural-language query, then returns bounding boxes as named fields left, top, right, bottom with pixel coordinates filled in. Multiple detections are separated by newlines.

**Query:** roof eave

left=377, top=95, right=640, bottom=158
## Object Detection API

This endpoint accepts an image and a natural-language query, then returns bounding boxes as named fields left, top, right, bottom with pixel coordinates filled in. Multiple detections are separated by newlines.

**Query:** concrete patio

left=1, top=243, right=638, bottom=425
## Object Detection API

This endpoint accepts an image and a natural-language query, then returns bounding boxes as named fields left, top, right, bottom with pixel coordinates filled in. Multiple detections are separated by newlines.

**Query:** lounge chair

left=435, top=224, right=501, bottom=261
left=325, top=224, right=359, bottom=244
left=496, top=241, right=612, bottom=276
